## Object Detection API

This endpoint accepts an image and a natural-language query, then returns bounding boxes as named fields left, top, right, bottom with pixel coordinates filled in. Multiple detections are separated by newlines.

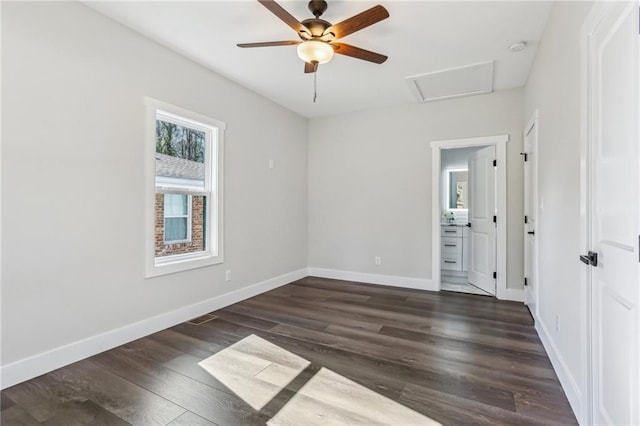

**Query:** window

left=145, top=98, right=225, bottom=277
left=164, top=194, right=191, bottom=243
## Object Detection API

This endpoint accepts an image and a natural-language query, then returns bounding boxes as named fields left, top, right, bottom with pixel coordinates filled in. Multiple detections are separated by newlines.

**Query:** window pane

left=155, top=194, right=207, bottom=258
left=165, top=217, right=187, bottom=241
left=164, top=194, right=188, bottom=216
left=155, top=119, right=206, bottom=190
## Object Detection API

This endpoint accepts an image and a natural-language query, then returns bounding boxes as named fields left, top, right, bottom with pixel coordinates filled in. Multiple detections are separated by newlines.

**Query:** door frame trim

left=430, top=135, right=512, bottom=300
left=524, top=110, right=539, bottom=317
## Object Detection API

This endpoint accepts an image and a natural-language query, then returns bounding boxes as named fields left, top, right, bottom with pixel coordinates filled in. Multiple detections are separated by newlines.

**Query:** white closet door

left=524, top=119, right=538, bottom=314
left=468, top=145, right=496, bottom=295
left=588, top=2, right=639, bottom=424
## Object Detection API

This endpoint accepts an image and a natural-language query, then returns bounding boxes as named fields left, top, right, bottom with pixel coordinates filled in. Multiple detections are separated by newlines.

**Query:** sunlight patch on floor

left=198, top=334, right=309, bottom=410
left=268, top=367, right=441, bottom=426
left=199, top=334, right=440, bottom=425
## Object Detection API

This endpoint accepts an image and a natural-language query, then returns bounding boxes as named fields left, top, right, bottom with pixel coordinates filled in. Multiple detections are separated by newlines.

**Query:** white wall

left=1, top=2, right=307, bottom=371
left=308, top=89, right=524, bottom=291
left=523, top=1, right=594, bottom=421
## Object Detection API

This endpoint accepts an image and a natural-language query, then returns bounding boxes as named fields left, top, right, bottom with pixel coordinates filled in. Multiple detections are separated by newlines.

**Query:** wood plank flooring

left=1, top=277, right=577, bottom=425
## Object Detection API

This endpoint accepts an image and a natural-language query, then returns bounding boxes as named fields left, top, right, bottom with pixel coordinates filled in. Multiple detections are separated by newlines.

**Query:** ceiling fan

left=237, top=0, right=389, bottom=74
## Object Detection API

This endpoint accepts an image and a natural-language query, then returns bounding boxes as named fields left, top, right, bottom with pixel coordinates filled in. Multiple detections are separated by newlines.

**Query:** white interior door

left=588, top=2, right=639, bottom=424
left=468, top=145, right=496, bottom=295
left=524, top=118, right=538, bottom=314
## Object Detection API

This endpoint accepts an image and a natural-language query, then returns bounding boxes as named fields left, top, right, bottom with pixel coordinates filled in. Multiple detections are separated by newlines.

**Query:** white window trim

left=163, top=194, right=192, bottom=244
left=145, top=97, right=225, bottom=278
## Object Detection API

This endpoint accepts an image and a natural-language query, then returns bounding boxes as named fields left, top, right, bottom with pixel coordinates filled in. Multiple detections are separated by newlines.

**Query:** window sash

left=155, top=187, right=210, bottom=196
left=163, top=194, right=192, bottom=244
left=156, top=110, right=214, bottom=194
left=154, top=110, right=211, bottom=249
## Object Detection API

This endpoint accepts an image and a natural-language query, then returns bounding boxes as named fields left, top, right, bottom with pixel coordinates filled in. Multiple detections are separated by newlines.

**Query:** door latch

left=579, top=251, right=598, bottom=267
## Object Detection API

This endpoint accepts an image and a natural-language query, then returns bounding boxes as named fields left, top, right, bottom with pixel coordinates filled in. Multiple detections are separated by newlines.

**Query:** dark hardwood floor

left=1, top=277, right=577, bottom=425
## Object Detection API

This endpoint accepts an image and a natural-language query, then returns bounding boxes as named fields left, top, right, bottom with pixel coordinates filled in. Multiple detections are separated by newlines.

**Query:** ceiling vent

left=406, top=61, right=494, bottom=103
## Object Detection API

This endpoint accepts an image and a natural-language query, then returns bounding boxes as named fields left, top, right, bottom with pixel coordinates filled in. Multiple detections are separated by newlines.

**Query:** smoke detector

left=509, top=41, right=528, bottom=52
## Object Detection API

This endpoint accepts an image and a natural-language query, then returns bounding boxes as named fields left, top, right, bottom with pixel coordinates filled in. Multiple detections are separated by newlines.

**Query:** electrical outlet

left=375, top=256, right=381, bottom=266
left=268, top=159, right=274, bottom=169
left=225, top=270, right=232, bottom=282
left=555, top=314, right=559, bottom=332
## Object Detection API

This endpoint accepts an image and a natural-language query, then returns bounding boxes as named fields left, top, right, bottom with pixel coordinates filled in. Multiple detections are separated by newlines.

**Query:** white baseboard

left=535, top=316, right=583, bottom=423
left=307, top=268, right=523, bottom=302
left=308, top=267, right=436, bottom=291
left=0, top=268, right=307, bottom=390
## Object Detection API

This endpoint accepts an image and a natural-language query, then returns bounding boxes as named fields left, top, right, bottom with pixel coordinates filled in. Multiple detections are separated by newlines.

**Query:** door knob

left=527, top=231, right=535, bottom=235
left=579, top=251, right=598, bottom=267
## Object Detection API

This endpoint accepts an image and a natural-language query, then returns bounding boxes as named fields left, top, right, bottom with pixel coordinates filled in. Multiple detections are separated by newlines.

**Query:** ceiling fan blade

left=332, top=43, right=387, bottom=64
left=304, top=61, right=319, bottom=73
left=258, top=0, right=311, bottom=37
left=324, top=5, right=389, bottom=39
left=237, top=41, right=301, bottom=48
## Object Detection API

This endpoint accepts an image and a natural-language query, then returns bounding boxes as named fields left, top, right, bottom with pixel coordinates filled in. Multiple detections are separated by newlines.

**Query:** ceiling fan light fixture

left=297, top=40, right=334, bottom=64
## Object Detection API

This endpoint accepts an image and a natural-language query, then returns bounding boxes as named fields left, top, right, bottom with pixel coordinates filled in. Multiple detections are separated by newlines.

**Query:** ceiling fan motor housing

left=301, top=18, right=332, bottom=38
left=308, top=0, right=328, bottom=18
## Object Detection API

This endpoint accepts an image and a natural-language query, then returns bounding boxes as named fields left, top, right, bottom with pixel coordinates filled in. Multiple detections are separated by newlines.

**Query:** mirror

left=447, top=169, right=468, bottom=210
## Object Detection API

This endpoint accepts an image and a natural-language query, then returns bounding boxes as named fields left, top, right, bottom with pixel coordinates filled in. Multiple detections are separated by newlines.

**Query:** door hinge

left=524, top=277, right=528, bottom=286
left=493, top=215, right=497, bottom=223
left=524, top=215, right=528, bottom=224
left=493, top=159, right=497, bottom=167
left=520, top=152, right=528, bottom=162
left=493, top=272, right=497, bottom=279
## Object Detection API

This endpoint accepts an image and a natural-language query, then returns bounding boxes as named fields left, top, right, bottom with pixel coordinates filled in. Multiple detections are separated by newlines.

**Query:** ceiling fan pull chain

left=313, top=70, right=318, bottom=103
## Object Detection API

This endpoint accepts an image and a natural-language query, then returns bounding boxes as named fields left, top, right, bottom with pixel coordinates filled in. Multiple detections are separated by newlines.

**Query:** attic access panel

left=406, top=61, right=494, bottom=103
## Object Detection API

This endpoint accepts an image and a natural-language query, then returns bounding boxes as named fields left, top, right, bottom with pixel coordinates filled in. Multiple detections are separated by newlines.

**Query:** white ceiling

left=86, top=1, right=553, bottom=118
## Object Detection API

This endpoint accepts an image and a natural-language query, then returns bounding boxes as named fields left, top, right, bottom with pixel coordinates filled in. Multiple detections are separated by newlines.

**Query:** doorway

left=431, top=135, right=509, bottom=299
left=439, top=145, right=496, bottom=296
